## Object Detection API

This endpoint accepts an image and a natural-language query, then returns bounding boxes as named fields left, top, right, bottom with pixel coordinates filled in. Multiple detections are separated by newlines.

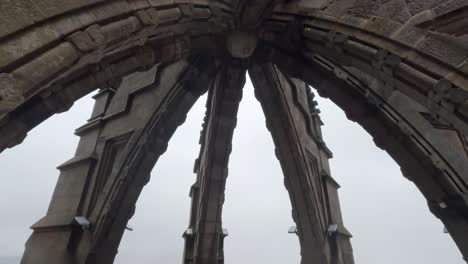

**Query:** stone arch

left=261, top=47, right=468, bottom=260
left=0, top=0, right=231, bottom=153
left=263, top=4, right=468, bottom=136
left=255, top=3, right=468, bottom=258
left=20, top=58, right=216, bottom=264
left=0, top=0, right=467, bottom=263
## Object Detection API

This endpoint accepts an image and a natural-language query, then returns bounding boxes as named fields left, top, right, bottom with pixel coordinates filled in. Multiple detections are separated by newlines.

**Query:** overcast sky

left=0, top=75, right=463, bottom=263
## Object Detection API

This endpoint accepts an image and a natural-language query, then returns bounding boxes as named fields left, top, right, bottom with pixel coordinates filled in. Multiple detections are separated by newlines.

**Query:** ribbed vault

left=0, top=1, right=467, bottom=263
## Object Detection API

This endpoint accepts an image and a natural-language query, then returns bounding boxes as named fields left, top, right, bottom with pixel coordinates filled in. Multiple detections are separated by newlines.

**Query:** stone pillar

left=183, top=61, right=245, bottom=264
left=250, top=60, right=354, bottom=264
left=21, top=58, right=214, bottom=264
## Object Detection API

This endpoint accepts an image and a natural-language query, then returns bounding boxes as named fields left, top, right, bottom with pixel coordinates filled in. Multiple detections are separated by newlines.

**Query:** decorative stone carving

left=0, top=1, right=466, bottom=263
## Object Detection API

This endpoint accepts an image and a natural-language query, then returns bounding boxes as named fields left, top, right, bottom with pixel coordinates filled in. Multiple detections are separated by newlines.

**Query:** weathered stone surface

left=250, top=61, right=354, bottom=263
left=21, top=58, right=216, bottom=264
left=378, top=0, right=412, bottom=24
left=266, top=46, right=468, bottom=262
left=226, top=31, right=258, bottom=58
left=406, top=0, right=447, bottom=15
left=183, top=62, right=245, bottom=264
left=0, top=1, right=466, bottom=263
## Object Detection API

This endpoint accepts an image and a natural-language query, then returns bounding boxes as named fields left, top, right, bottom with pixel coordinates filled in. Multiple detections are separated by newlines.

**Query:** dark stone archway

left=0, top=1, right=467, bottom=263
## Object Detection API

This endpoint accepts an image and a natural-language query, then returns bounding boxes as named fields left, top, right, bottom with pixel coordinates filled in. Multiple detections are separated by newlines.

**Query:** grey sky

left=0, top=75, right=463, bottom=263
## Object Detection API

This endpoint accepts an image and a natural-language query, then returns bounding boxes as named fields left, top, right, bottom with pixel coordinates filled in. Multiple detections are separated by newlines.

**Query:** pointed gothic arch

left=0, top=1, right=467, bottom=263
